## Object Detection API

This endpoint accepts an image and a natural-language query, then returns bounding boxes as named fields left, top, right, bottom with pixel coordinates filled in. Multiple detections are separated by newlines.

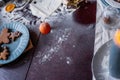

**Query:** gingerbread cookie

left=9, top=31, right=21, bottom=41
left=0, top=47, right=9, bottom=60
left=0, top=28, right=10, bottom=44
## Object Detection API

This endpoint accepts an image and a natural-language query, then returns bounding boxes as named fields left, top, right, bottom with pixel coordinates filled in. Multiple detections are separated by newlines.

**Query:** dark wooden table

left=0, top=1, right=96, bottom=80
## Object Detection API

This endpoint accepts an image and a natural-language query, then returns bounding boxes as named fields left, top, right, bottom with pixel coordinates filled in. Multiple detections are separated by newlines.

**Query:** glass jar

left=102, top=6, right=120, bottom=30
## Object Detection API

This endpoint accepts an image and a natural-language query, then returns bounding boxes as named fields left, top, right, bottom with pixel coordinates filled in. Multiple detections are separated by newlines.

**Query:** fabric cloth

left=93, top=0, right=119, bottom=80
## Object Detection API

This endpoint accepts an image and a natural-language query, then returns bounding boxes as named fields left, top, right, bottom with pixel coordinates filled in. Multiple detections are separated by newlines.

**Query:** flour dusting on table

left=37, top=28, right=71, bottom=64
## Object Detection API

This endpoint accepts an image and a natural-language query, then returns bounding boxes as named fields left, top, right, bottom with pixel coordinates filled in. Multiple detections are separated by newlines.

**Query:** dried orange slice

left=5, top=3, right=15, bottom=12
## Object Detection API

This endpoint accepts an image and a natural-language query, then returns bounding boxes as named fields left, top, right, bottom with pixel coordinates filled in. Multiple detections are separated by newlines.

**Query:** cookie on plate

left=0, top=28, right=10, bottom=44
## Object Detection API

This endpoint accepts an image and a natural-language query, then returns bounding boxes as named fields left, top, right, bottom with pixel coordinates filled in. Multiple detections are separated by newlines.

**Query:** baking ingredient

left=103, top=16, right=111, bottom=24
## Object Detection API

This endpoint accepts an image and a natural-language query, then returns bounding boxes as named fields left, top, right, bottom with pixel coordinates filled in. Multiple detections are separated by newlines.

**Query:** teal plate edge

left=0, top=22, right=29, bottom=65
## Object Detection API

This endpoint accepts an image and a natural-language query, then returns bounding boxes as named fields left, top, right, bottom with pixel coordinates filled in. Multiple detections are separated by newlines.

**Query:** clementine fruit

left=114, top=29, right=120, bottom=47
left=39, top=22, right=51, bottom=34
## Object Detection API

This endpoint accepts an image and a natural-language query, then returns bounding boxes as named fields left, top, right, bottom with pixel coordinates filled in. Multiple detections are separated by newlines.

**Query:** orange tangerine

left=5, top=3, right=15, bottom=12
left=39, top=22, right=51, bottom=34
left=114, top=29, right=120, bottom=47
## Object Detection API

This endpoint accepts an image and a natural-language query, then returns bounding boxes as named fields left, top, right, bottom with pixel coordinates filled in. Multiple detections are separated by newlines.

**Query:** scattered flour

left=50, top=30, right=53, bottom=33
left=101, top=47, right=110, bottom=69
left=72, top=45, right=76, bottom=48
left=60, top=57, right=63, bottom=60
left=97, top=72, right=109, bottom=80
left=37, top=28, right=71, bottom=64
left=101, top=55, right=109, bottom=69
left=66, top=57, right=72, bottom=65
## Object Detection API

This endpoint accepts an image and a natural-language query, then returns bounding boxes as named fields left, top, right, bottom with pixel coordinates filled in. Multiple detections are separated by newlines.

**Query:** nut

left=103, top=16, right=111, bottom=24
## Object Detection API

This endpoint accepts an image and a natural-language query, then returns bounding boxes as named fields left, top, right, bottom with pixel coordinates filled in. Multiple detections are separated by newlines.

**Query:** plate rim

left=0, top=22, right=29, bottom=64
left=91, top=40, right=112, bottom=79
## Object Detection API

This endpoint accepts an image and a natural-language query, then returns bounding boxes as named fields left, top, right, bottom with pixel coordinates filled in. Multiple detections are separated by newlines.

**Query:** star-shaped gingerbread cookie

left=9, top=31, right=21, bottom=41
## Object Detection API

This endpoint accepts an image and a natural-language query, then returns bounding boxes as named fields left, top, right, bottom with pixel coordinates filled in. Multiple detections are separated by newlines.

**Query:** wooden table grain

left=0, top=1, right=96, bottom=80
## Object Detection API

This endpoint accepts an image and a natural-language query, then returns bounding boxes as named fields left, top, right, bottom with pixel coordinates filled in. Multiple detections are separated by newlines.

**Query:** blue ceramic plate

left=0, top=22, right=29, bottom=64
